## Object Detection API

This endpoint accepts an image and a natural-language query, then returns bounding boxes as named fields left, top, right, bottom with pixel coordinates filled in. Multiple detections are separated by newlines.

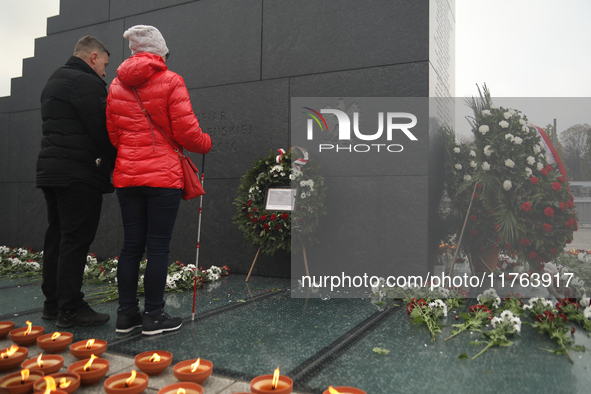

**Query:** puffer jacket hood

left=116, top=52, right=167, bottom=87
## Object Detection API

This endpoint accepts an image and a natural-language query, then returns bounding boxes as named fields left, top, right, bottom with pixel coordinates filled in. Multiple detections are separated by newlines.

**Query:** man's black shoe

left=42, top=304, right=59, bottom=320
left=142, top=308, right=182, bottom=336
left=56, top=304, right=110, bottom=328
left=116, top=306, right=143, bottom=333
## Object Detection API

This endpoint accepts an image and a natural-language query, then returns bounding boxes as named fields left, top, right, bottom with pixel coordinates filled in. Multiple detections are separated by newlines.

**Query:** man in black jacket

left=37, top=36, right=116, bottom=327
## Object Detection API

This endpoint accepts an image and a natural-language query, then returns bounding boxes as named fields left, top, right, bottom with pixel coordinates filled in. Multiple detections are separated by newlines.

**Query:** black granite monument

left=0, top=0, right=454, bottom=278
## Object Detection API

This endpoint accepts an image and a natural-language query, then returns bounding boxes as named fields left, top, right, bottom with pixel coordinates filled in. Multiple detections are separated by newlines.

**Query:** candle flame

left=21, top=369, right=30, bottom=382
left=176, top=389, right=186, bottom=394
left=126, top=370, right=137, bottom=387
left=43, top=377, right=56, bottom=394
left=190, top=358, right=201, bottom=372
left=1, top=345, right=19, bottom=359
left=272, top=367, right=280, bottom=389
left=51, top=332, right=61, bottom=341
left=149, top=353, right=161, bottom=363
left=37, top=353, right=44, bottom=367
left=24, top=321, right=33, bottom=336
left=58, top=378, right=71, bottom=389
left=86, top=339, right=95, bottom=349
left=84, top=354, right=98, bottom=371
left=328, top=387, right=342, bottom=394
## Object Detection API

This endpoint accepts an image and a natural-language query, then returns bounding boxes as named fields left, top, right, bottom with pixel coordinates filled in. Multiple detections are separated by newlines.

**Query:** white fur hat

left=123, top=25, right=169, bottom=57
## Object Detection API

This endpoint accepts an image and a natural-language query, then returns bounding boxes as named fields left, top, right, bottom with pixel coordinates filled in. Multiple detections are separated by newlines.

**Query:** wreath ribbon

left=291, top=146, right=309, bottom=172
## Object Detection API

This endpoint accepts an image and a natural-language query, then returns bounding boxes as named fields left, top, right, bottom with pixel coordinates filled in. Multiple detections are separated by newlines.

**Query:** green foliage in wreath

left=233, top=148, right=326, bottom=255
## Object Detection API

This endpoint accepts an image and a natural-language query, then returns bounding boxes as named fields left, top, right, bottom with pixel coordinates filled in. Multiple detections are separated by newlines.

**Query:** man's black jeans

left=42, top=183, right=103, bottom=311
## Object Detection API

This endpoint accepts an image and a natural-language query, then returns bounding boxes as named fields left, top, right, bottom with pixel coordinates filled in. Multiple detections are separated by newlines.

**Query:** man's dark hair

left=73, top=35, right=110, bottom=58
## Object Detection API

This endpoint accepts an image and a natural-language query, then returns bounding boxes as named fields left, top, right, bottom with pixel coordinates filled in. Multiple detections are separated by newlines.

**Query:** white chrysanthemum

left=454, top=147, right=461, bottom=153
left=508, top=110, right=516, bottom=115
left=477, top=288, right=501, bottom=308
left=537, top=162, right=544, bottom=171
left=482, top=161, right=490, bottom=171
left=437, top=287, right=450, bottom=297
left=428, top=299, right=448, bottom=317
left=209, top=272, right=221, bottom=281
left=499, top=120, right=509, bottom=128
left=464, top=175, right=472, bottom=181
left=519, top=119, right=526, bottom=125
left=166, top=275, right=176, bottom=289
left=469, top=150, right=476, bottom=157
left=482, top=110, right=491, bottom=116
left=513, top=137, right=522, bottom=145
left=492, top=310, right=521, bottom=332
left=300, top=193, right=306, bottom=198
left=289, top=174, right=296, bottom=180
left=503, top=180, right=512, bottom=190
left=470, top=161, right=477, bottom=168
left=479, top=125, right=489, bottom=135
left=525, top=167, right=533, bottom=177
left=505, top=159, right=515, bottom=168
left=484, top=145, right=493, bottom=157
left=500, top=310, right=515, bottom=319
left=455, top=163, right=462, bottom=170
left=510, top=317, right=522, bottom=333
left=584, top=306, right=591, bottom=320
left=533, top=145, right=541, bottom=154
left=580, top=296, right=590, bottom=308
left=527, top=156, right=535, bottom=165
left=522, top=126, right=529, bottom=133
left=542, top=299, right=553, bottom=308
left=26, top=261, right=40, bottom=270
left=505, top=133, right=514, bottom=141
left=523, top=297, right=539, bottom=311
left=371, top=277, right=386, bottom=294
left=481, top=287, right=499, bottom=298
left=503, top=112, right=512, bottom=119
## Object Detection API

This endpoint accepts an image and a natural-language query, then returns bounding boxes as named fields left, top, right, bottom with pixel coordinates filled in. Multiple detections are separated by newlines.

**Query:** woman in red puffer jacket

left=106, top=25, right=211, bottom=336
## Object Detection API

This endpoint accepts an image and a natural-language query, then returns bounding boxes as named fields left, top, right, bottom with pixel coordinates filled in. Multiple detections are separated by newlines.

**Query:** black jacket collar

left=65, top=56, right=107, bottom=86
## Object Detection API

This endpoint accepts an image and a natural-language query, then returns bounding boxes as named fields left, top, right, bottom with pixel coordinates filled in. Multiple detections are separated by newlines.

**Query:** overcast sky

left=1, top=0, right=590, bottom=136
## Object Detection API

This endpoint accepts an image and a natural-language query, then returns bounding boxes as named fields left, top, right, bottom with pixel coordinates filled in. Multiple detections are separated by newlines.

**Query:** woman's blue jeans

left=116, top=187, right=182, bottom=312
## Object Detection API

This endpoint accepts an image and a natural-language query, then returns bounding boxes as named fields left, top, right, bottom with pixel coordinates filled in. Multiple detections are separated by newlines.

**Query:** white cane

left=192, top=154, right=205, bottom=321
